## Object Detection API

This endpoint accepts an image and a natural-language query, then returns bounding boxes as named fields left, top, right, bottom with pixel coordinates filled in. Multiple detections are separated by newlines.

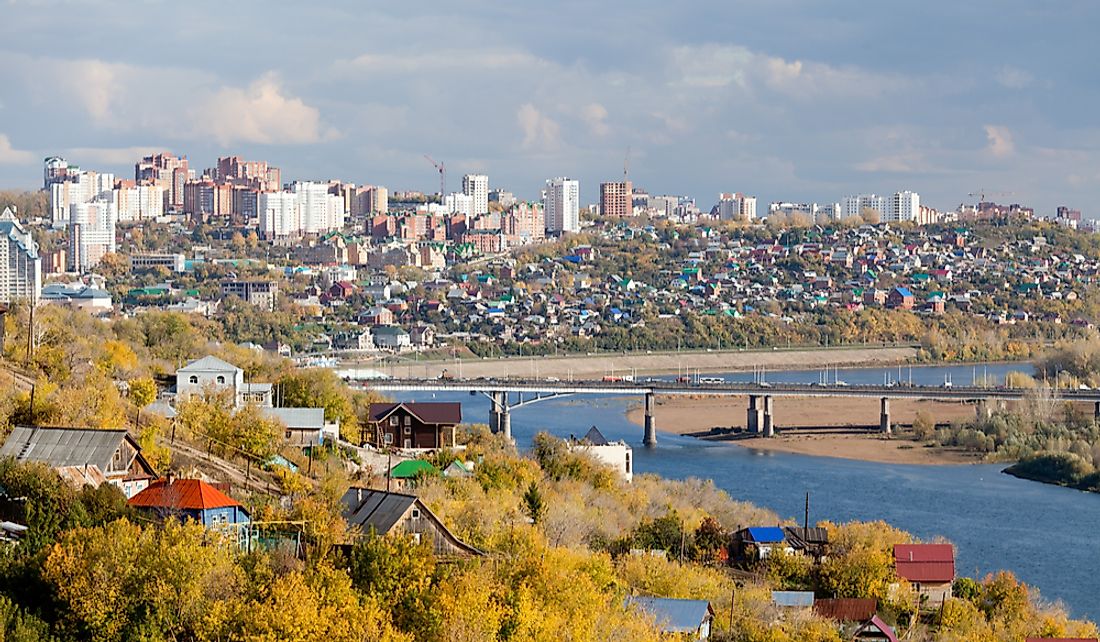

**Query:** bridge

left=360, top=378, right=1100, bottom=446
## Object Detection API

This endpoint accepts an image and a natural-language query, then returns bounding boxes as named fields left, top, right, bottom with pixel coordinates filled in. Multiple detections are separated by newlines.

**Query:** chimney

left=166, top=470, right=176, bottom=485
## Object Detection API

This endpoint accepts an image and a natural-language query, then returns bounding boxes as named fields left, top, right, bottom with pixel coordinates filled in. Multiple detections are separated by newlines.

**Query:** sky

left=1, top=0, right=1099, bottom=215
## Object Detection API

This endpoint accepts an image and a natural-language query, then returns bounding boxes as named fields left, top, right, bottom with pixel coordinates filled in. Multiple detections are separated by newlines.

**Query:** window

left=403, top=425, right=411, bottom=435
left=410, top=508, right=421, bottom=519
left=383, top=433, right=393, bottom=444
left=404, top=415, right=411, bottom=425
left=390, top=416, right=398, bottom=426
left=189, top=375, right=198, bottom=384
left=216, top=376, right=226, bottom=384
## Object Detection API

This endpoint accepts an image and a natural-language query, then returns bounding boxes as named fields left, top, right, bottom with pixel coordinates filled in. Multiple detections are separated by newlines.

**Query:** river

left=399, top=361, right=1100, bottom=621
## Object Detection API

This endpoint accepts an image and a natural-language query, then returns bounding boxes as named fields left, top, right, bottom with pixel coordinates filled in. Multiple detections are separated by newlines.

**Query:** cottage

left=340, top=487, right=481, bottom=557
left=128, top=477, right=250, bottom=532
left=731, top=526, right=794, bottom=560
left=365, top=402, right=461, bottom=449
left=894, top=543, right=955, bottom=605
left=176, top=355, right=273, bottom=407
left=887, top=286, right=915, bottom=310
left=626, top=597, right=714, bottom=641
left=853, top=615, right=900, bottom=642
left=259, top=407, right=340, bottom=447
left=0, top=426, right=157, bottom=498
left=372, top=325, right=411, bottom=351
left=387, top=459, right=439, bottom=488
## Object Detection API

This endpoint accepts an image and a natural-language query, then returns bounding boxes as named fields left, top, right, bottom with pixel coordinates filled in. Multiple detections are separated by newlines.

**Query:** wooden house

left=894, top=543, right=955, bottom=606
left=340, top=487, right=481, bottom=557
left=128, top=477, right=250, bottom=531
left=365, top=402, right=461, bottom=449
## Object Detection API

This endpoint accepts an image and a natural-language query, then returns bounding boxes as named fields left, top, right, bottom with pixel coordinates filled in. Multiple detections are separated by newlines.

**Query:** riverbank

left=625, top=394, right=984, bottom=465
left=349, top=345, right=919, bottom=380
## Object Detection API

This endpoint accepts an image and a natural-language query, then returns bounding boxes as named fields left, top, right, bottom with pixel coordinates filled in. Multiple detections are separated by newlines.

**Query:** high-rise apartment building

left=68, top=201, right=117, bottom=272
left=544, top=177, right=580, bottom=234
left=462, top=174, right=489, bottom=216
left=599, top=180, right=633, bottom=217
left=366, top=186, right=388, bottom=214
left=258, top=191, right=301, bottom=238
left=294, top=181, right=345, bottom=234
left=135, top=153, right=190, bottom=209
left=716, top=193, right=757, bottom=221
left=502, top=202, right=545, bottom=245
left=48, top=170, right=114, bottom=226
left=114, top=181, right=165, bottom=223
left=842, top=194, right=888, bottom=219
left=445, top=192, right=474, bottom=217
left=0, top=207, right=42, bottom=304
left=888, top=191, right=920, bottom=222
left=43, top=157, right=76, bottom=190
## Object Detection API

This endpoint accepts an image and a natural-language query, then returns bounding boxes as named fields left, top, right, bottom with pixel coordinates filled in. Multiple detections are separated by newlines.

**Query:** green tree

left=522, top=481, right=546, bottom=525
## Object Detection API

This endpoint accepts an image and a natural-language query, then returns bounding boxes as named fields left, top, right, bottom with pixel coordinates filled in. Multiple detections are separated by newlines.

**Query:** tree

left=278, top=369, right=358, bottom=438
left=127, top=377, right=157, bottom=409
left=522, top=481, right=546, bottom=525
left=860, top=207, right=881, bottom=225
left=347, top=532, right=437, bottom=634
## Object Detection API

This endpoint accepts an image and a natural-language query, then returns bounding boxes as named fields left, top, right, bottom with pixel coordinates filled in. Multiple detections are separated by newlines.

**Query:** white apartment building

left=114, top=183, right=165, bottom=223
left=462, top=174, right=489, bottom=216
left=543, top=177, right=580, bottom=233
left=68, top=201, right=117, bottom=272
left=842, top=194, right=888, bottom=219
left=888, top=190, right=920, bottom=223
left=717, top=193, right=757, bottom=221
left=49, top=170, right=114, bottom=226
left=444, top=192, right=473, bottom=217
left=258, top=191, right=301, bottom=238
left=0, top=207, right=42, bottom=304
left=293, top=181, right=345, bottom=235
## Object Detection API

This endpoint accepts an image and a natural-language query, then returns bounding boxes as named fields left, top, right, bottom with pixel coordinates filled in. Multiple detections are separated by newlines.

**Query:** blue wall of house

left=199, top=506, right=249, bottom=527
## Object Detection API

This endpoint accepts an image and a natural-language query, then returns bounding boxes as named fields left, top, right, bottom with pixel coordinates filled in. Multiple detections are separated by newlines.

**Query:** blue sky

left=1, top=0, right=1098, bottom=215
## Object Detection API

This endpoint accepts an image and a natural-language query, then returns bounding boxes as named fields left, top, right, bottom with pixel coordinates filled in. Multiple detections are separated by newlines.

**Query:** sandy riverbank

left=351, top=345, right=919, bottom=380
left=625, top=395, right=985, bottom=465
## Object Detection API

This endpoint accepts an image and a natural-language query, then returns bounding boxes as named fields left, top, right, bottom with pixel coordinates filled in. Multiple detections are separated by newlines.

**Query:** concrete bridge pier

left=880, top=397, right=892, bottom=435
left=762, top=395, right=775, bottom=437
left=747, top=395, right=764, bottom=434
left=499, top=402, right=512, bottom=442
left=643, top=392, right=657, bottom=447
left=489, top=391, right=504, bottom=434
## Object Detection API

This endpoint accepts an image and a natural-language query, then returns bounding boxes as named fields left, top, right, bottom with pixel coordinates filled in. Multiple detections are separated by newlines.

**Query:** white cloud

left=984, top=125, right=1015, bottom=157
left=516, top=103, right=560, bottom=150
left=995, top=66, right=1034, bottom=89
left=190, top=73, right=334, bottom=145
left=0, top=134, right=34, bottom=165
left=581, top=103, right=609, bottom=137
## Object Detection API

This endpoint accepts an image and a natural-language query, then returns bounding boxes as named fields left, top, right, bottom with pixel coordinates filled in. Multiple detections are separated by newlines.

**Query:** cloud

left=995, top=66, right=1034, bottom=89
left=516, top=103, right=560, bottom=150
left=855, top=153, right=927, bottom=173
left=984, top=125, right=1015, bottom=157
left=339, top=49, right=547, bottom=74
left=581, top=103, right=609, bottom=137
left=0, top=134, right=34, bottom=165
left=65, top=146, right=166, bottom=165
left=190, top=73, right=334, bottom=145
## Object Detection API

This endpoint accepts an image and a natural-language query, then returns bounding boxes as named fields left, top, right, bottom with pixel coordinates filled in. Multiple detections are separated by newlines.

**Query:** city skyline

left=1, top=2, right=1099, bottom=215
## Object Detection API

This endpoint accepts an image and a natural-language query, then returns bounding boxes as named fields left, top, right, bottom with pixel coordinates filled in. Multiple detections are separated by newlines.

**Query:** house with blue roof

left=732, top=526, right=796, bottom=560
left=625, top=597, right=714, bottom=640
left=887, top=286, right=915, bottom=310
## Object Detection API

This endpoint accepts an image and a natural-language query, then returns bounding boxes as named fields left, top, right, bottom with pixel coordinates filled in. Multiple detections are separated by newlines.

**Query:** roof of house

left=259, top=407, right=326, bottom=429
left=625, top=597, right=713, bottom=633
left=0, top=426, right=138, bottom=472
left=128, top=478, right=243, bottom=512
left=745, top=526, right=787, bottom=543
left=855, top=615, right=899, bottom=642
left=894, top=543, right=955, bottom=583
left=368, top=402, right=462, bottom=425
left=177, top=355, right=241, bottom=374
left=772, top=591, right=815, bottom=607
left=813, top=598, right=877, bottom=622
left=582, top=425, right=610, bottom=446
left=339, top=487, right=483, bottom=556
left=389, top=459, right=438, bottom=478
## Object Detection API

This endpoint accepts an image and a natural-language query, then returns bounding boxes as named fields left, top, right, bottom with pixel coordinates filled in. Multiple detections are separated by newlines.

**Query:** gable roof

left=894, top=543, right=955, bottom=583
left=177, top=355, right=242, bottom=374
left=582, top=425, right=609, bottom=446
left=855, top=615, right=899, bottom=642
left=389, top=459, right=438, bottom=479
left=626, top=597, right=713, bottom=633
left=772, top=591, right=815, bottom=607
left=128, top=478, right=243, bottom=512
left=368, top=402, right=462, bottom=425
left=745, top=526, right=787, bottom=543
left=813, top=598, right=877, bottom=622
left=340, top=487, right=482, bottom=556
left=259, top=407, right=326, bottom=429
left=0, top=426, right=143, bottom=473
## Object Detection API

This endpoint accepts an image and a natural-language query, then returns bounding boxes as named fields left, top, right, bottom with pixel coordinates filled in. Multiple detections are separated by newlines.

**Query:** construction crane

left=423, top=154, right=445, bottom=198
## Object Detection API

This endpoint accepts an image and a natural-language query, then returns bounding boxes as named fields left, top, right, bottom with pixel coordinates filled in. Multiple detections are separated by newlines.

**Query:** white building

left=258, top=191, right=301, bottom=238
left=569, top=426, right=632, bottom=482
left=444, top=192, right=473, bottom=217
left=175, top=355, right=273, bottom=407
left=114, top=183, right=165, bottom=223
left=68, top=200, right=117, bottom=272
left=0, top=207, right=42, bottom=304
left=888, top=191, right=920, bottom=223
left=462, top=174, right=489, bottom=216
left=717, top=193, right=757, bottom=221
left=842, top=194, right=888, bottom=219
left=543, top=177, right=580, bottom=234
left=293, top=181, right=345, bottom=235
left=49, top=170, right=114, bottom=226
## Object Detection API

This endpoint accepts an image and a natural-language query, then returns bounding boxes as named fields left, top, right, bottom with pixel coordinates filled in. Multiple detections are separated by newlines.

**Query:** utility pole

left=24, top=302, right=34, bottom=368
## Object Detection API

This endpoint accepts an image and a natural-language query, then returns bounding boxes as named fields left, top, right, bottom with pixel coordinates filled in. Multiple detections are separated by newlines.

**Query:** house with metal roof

left=625, top=596, right=714, bottom=640
left=731, top=526, right=794, bottom=560
left=259, top=407, right=339, bottom=447
left=128, top=477, right=250, bottom=531
left=853, top=615, right=899, bottom=642
left=340, top=487, right=481, bottom=557
left=893, top=543, right=955, bottom=606
left=175, top=355, right=273, bottom=408
left=365, top=402, right=461, bottom=450
left=0, top=426, right=157, bottom=498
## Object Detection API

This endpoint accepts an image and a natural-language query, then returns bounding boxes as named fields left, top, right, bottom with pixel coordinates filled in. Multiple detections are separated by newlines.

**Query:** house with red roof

left=894, top=543, right=955, bottom=606
left=365, top=402, right=461, bottom=450
left=128, top=477, right=250, bottom=530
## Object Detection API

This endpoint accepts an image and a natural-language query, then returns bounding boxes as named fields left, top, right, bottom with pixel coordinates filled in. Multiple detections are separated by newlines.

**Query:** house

left=328, top=280, right=356, bottom=299
left=259, top=407, right=339, bottom=446
left=128, top=477, right=250, bottom=533
left=782, top=526, right=830, bottom=559
left=568, top=426, right=632, bottom=482
left=731, top=526, right=793, bottom=560
left=813, top=598, right=877, bottom=623
left=894, top=543, right=955, bottom=605
left=887, top=286, right=915, bottom=310
left=409, top=324, right=436, bottom=348
left=340, top=487, right=482, bottom=557
left=625, top=597, right=714, bottom=641
left=365, top=402, right=461, bottom=449
left=0, top=426, right=157, bottom=498
left=442, top=460, right=474, bottom=478
left=772, top=590, right=814, bottom=615
left=853, top=615, right=899, bottom=642
left=387, top=459, right=439, bottom=488
left=40, top=284, right=114, bottom=313
left=372, top=325, right=411, bottom=351
left=175, top=355, right=273, bottom=407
